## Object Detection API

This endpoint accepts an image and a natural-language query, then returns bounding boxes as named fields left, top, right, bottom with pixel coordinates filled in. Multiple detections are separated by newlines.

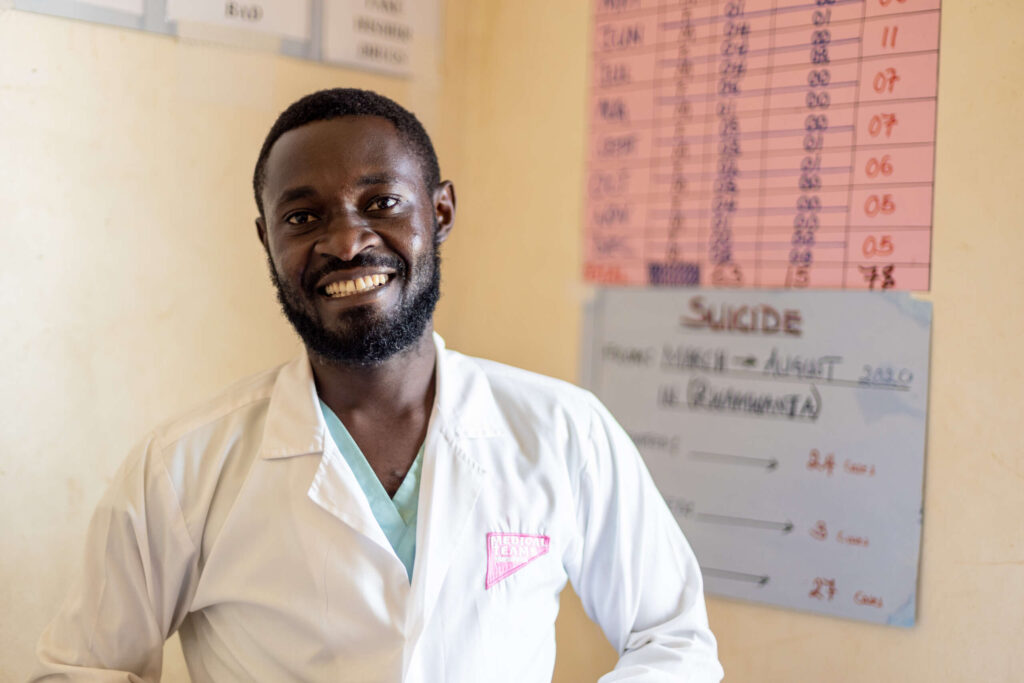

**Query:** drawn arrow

left=732, top=355, right=758, bottom=367
left=700, top=566, right=770, bottom=586
left=695, top=512, right=794, bottom=533
left=689, top=450, right=778, bottom=471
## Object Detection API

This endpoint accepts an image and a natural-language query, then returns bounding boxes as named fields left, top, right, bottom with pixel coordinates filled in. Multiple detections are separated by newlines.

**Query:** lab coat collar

left=257, top=332, right=507, bottom=460
left=430, top=332, right=508, bottom=441
left=258, top=351, right=327, bottom=460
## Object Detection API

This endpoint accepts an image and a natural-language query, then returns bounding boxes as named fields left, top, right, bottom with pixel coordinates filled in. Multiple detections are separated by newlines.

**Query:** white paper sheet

left=583, top=289, right=931, bottom=626
left=166, top=0, right=310, bottom=41
left=322, top=0, right=436, bottom=77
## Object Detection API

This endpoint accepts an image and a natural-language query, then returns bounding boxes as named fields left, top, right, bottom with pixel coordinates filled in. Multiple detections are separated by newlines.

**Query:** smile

left=322, top=274, right=390, bottom=298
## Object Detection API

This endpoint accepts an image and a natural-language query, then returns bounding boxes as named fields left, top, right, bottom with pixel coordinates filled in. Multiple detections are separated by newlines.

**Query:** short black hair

left=252, top=88, right=441, bottom=216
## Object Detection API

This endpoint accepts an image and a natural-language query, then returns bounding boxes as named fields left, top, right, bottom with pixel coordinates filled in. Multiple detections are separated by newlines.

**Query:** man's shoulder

left=151, top=361, right=288, bottom=451
left=102, top=361, right=293, bottom=526
left=443, top=348, right=600, bottom=421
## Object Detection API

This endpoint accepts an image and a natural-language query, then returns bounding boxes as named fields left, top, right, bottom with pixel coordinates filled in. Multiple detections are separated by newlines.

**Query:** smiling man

left=34, top=89, right=722, bottom=682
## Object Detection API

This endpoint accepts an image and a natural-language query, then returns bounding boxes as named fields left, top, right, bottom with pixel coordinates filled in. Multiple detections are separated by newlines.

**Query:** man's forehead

left=263, top=116, right=421, bottom=196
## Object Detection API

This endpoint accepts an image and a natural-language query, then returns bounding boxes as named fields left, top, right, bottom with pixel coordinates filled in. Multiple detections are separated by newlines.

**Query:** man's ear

left=433, top=181, right=456, bottom=245
left=256, top=216, right=268, bottom=251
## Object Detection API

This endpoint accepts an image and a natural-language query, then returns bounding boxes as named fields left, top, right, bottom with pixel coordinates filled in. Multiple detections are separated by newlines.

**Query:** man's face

left=256, top=116, right=454, bottom=366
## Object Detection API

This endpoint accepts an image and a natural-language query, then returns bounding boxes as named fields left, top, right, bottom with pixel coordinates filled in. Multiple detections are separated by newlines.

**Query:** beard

left=267, top=237, right=441, bottom=367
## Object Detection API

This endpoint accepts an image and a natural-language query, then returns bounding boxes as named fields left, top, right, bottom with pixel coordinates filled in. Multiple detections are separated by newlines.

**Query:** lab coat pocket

left=484, top=532, right=551, bottom=590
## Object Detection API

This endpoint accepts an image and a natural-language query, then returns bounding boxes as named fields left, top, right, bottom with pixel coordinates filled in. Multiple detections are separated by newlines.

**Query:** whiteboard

left=582, top=288, right=931, bottom=626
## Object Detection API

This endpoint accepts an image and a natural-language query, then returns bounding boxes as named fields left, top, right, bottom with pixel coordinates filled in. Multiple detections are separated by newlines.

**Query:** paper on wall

left=583, top=288, right=931, bottom=626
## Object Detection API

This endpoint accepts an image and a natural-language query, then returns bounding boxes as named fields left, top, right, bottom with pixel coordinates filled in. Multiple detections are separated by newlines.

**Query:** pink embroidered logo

left=485, top=533, right=550, bottom=589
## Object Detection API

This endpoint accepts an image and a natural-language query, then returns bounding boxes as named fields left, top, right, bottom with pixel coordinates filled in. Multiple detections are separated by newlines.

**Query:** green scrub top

left=319, top=401, right=422, bottom=581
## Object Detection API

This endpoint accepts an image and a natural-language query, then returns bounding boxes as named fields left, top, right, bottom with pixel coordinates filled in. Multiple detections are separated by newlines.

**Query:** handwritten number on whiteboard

left=859, top=364, right=914, bottom=386
left=810, top=577, right=837, bottom=601
left=807, top=449, right=835, bottom=475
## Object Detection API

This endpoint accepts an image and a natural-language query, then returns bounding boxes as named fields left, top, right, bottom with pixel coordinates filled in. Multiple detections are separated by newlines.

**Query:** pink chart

left=585, top=0, right=941, bottom=290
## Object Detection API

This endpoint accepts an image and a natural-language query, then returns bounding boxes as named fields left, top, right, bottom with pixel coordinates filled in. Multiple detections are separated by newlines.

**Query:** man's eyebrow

left=355, top=173, right=404, bottom=187
left=274, top=174, right=408, bottom=207
left=275, top=185, right=318, bottom=206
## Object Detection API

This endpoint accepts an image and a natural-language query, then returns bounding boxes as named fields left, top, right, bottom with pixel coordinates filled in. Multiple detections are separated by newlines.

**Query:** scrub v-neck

left=319, top=400, right=422, bottom=581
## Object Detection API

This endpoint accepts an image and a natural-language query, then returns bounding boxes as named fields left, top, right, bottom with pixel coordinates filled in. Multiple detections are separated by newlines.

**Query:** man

left=34, top=89, right=722, bottom=681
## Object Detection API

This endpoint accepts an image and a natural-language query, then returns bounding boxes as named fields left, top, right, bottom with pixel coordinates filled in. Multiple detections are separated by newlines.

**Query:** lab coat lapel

left=259, top=353, right=394, bottom=554
left=405, top=337, right=504, bottom=669
left=412, top=428, right=486, bottom=631
left=307, top=438, right=395, bottom=553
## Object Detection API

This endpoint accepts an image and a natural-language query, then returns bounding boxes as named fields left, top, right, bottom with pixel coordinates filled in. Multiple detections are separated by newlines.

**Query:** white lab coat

left=34, top=335, right=722, bottom=682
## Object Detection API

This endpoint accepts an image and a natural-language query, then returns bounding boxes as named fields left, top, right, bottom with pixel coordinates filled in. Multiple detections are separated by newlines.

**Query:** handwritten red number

left=785, top=265, right=810, bottom=288
left=881, top=25, right=898, bottom=49
left=584, top=263, right=627, bottom=284
left=807, top=449, right=835, bottom=475
left=865, top=155, right=893, bottom=178
left=868, top=113, right=898, bottom=137
left=862, top=235, right=894, bottom=257
left=864, top=194, right=895, bottom=217
left=810, top=577, right=837, bottom=601
left=872, top=68, right=900, bottom=94
left=711, top=263, right=743, bottom=286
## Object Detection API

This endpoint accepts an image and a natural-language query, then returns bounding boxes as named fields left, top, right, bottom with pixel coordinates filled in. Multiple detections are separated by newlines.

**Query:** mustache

left=303, top=253, right=406, bottom=292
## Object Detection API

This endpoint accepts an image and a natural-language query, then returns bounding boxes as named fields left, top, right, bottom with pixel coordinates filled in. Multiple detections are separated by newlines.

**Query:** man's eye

left=285, top=211, right=317, bottom=225
left=367, top=196, right=400, bottom=212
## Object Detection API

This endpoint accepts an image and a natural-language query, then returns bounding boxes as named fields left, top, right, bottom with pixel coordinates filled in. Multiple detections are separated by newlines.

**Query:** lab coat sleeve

left=31, top=435, right=198, bottom=682
left=567, top=394, right=723, bottom=682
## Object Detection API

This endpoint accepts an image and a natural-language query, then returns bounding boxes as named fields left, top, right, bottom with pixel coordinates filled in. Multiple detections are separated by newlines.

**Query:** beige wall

left=2, top=1, right=1022, bottom=681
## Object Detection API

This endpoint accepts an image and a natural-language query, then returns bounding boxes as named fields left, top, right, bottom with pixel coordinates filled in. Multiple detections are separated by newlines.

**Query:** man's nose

left=313, top=212, right=382, bottom=262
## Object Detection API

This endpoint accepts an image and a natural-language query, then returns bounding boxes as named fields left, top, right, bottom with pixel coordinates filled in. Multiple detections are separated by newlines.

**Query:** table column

left=758, top=0, right=864, bottom=288
left=584, top=1, right=662, bottom=285
left=845, top=0, right=940, bottom=290
left=646, top=0, right=717, bottom=285
left=701, top=0, right=775, bottom=287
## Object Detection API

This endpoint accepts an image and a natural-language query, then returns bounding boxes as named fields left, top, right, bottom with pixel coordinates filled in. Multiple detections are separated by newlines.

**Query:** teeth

left=324, top=273, right=390, bottom=298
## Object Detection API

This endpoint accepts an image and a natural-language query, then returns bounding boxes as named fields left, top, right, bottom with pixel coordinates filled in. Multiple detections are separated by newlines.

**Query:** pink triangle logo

left=485, top=533, right=550, bottom=589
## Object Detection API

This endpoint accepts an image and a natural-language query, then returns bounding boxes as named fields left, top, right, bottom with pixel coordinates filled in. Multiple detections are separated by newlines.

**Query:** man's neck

left=310, top=327, right=438, bottom=495
left=310, top=326, right=438, bottom=424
